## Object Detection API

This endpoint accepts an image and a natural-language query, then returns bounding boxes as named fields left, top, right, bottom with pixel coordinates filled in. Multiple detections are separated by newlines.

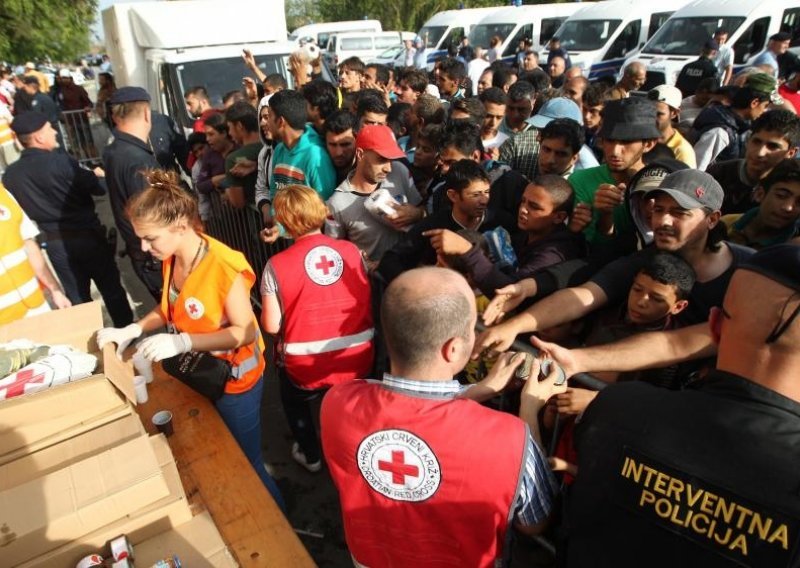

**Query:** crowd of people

left=2, top=26, right=800, bottom=566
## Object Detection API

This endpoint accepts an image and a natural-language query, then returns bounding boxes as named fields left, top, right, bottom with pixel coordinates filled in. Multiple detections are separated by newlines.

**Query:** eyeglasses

left=766, top=292, right=800, bottom=344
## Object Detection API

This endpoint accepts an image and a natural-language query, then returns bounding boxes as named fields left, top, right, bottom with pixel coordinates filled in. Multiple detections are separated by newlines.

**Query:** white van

left=289, top=20, right=382, bottom=50
left=325, top=31, right=415, bottom=69
left=468, top=3, right=584, bottom=66
left=416, top=7, right=502, bottom=69
left=626, top=0, right=800, bottom=87
left=548, top=0, right=690, bottom=82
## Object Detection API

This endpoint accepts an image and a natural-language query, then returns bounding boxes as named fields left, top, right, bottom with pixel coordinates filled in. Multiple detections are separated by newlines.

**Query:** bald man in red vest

left=321, top=266, right=564, bottom=567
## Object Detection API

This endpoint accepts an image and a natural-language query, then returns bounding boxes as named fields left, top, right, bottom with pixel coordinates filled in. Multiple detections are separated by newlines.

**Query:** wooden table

left=135, top=366, right=317, bottom=567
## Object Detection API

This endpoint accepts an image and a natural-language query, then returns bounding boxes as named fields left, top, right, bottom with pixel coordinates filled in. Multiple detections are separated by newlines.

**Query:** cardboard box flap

left=0, top=301, right=103, bottom=351
left=103, top=343, right=136, bottom=405
left=0, top=435, right=169, bottom=568
left=134, top=512, right=238, bottom=567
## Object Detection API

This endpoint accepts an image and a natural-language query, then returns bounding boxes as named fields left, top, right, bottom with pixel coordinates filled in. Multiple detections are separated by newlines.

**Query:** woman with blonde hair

left=261, top=184, right=374, bottom=472
left=97, top=169, right=284, bottom=510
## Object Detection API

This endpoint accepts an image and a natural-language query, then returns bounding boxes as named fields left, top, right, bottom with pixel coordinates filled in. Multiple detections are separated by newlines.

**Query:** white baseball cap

left=648, top=85, right=683, bottom=110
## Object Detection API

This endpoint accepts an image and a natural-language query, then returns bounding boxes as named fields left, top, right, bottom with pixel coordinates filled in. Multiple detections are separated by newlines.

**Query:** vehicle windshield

left=418, top=26, right=447, bottom=48
left=556, top=19, right=622, bottom=51
left=468, top=23, right=517, bottom=49
left=378, top=46, right=403, bottom=58
left=642, top=16, right=745, bottom=55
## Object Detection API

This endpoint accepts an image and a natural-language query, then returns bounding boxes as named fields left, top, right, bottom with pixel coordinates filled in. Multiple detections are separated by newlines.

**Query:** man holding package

left=326, top=124, right=423, bottom=265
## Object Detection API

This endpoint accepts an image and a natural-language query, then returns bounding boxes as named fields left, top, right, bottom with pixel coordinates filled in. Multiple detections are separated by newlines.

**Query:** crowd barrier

left=58, top=109, right=100, bottom=165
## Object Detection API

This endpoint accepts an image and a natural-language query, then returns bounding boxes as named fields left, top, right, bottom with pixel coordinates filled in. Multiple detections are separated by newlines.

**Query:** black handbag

left=161, top=255, right=231, bottom=401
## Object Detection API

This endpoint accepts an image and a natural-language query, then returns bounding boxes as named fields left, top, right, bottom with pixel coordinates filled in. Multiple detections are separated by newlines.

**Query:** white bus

left=290, top=20, right=383, bottom=50
left=626, top=0, right=800, bottom=87
left=548, top=0, right=690, bottom=82
left=468, top=3, right=584, bottom=66
left=416, top=7, right=502, bottom=69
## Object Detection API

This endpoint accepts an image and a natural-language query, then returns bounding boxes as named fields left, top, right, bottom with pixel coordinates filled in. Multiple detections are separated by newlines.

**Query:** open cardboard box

left=0, top=302, right=139, bottom=464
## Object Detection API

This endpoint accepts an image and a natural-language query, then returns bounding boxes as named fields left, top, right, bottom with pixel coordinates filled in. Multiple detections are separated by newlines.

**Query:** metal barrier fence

left=202, top=191, right=289, bottom=309
left=58, top=109, right=101, bottom=166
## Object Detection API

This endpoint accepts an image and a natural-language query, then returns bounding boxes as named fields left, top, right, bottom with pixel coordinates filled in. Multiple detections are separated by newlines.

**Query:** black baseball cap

left=598, top=98, right=661, bottom=141
left=770, top=32, right=792, bottom=42
left=10, top=112, right=48, bottom=135
left=643, top=169, right=724, bottom=211
left=109, top=86, right=151, bottom=105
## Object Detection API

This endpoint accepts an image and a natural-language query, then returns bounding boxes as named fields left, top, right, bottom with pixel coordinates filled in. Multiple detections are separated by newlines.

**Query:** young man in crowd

left=326, top=124, right=423, bottom=265
left=537, top=118, right=585, bottom=178
left=301, top=80, right=338, bottom=135
left=436, top=58, right=467, bottom=103
left=707, top=109, right=800, bottom=213
left=184, top=86, right=216, bottom=132
left=722, top=159, right=800, bottom=248
left=221, top=101, right=261, bottom=208
left=548, top=57, right=567, bottom=89
left=478, top=87, right=509, bottom=152
left=355, top=93, right=388, bottom=129
left=395, top=68, right=429, bottom=105
left=402, top=93, right=445, bottom=163
left=499, top=81, right=537, bottom=136
left=582, top=83, right=608, bottom=160
left=711, top=28, right=734, bottom=86
left=338, top=57, right=364, bottom=94
left=649, top=85, right=697, bottom=168
left=322, top=110, right=358, bottom=185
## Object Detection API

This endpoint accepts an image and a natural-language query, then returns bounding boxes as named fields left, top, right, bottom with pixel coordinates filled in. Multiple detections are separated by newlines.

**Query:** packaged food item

left=75, top=553, right=104, bottom=568
left=150, top=555, right=182, bottom=568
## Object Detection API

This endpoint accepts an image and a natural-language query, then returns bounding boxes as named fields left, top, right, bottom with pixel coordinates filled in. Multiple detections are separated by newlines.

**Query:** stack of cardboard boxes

left=0, top=303, right=237, bottom=568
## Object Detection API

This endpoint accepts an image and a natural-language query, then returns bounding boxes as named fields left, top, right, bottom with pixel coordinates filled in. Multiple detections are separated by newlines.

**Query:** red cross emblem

left=378, top=450, right=420, bottom=485
left=188, top=302, right=199, bottom=314
left=6, top=367, right=48, bottom=398
left=315, top=256, right=335, bottom=275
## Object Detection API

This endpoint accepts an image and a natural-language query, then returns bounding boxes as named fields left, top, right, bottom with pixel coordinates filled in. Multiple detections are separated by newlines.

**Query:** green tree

left=286, top=0, right=324, bottom=31
left=0, top=0, right=98, bottom=62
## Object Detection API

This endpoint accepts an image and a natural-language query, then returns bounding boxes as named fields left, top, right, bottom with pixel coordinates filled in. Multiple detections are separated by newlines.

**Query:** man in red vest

left=321, top=266, right=564, bottom=567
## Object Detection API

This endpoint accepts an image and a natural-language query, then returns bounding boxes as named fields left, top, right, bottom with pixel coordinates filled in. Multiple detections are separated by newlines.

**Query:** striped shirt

left=382, top=374, right=558, bottom=526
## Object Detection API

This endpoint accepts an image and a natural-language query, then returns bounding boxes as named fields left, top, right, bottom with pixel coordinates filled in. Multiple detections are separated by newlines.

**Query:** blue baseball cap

left=527, top=97, right=582, bottom=128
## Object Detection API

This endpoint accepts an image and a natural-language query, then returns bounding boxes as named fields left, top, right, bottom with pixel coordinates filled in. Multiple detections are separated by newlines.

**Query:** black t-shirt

left=675, top=57, right=718, bottom=98
left=590, top=243, right=754, bottom=326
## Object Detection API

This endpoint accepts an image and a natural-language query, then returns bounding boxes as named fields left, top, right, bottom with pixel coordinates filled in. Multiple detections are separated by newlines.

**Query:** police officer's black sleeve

left=168, top=115, right=191, bottom=175
left=69, top=156, right=105, bottom=196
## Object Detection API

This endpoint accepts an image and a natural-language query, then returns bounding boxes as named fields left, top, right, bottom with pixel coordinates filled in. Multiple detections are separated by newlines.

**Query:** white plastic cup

left=133, top=375, right=149, bottom=404
left=133, top=351, right=154, bottom=384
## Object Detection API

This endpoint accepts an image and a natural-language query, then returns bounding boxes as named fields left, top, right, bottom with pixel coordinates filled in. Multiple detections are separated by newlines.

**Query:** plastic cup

left=133, top=375, right=148, bottom=404
left=152, top=410, right=174, bottom=437
left=133, top=351, right=154, bottom=384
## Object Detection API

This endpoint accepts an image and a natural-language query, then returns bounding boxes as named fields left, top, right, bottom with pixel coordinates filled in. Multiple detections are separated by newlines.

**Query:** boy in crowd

left=722, top=159, right=800, bottom=249
left=436, top=58, right=467, bottom=103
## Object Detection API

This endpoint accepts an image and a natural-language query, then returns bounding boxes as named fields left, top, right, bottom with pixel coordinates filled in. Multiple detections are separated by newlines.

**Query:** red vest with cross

left=269, top=233, right=374, bottom=390
left=321, top=379, right=528, bottom=567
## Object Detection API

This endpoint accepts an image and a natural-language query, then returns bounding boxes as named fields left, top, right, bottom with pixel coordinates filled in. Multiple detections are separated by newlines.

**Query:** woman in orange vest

left=261, top=184, right=374, bottom=472
left=97, top=169, right=285, bottom=511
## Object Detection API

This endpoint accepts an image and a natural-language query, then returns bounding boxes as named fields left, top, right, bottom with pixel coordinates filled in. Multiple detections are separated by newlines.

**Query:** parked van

left=468, top=3, right=583, bottom=65
left=548, top=0, right=689, bottom=82
left=416, top=7, right=502, bottom=69
left=626, top=0, right=800, bottom=88
left=290, top=20, right=382, bottom=50
left=325, top=31, right=415, bottom=69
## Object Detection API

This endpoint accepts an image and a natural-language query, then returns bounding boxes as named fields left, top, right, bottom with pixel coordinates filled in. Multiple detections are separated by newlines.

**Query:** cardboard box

left=0, top=435, right=169, bottom=568
left=0, top=413, right=144, bottom=490
left=0, top=301, right=136, bottom=404
left=18, top=435, right=194, bottom=568
left=134, top=512, right=238, bottom=568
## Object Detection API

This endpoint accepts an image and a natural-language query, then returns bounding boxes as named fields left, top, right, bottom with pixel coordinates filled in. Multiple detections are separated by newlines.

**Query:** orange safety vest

left=0, top=184, right=48, bottom=324
left=159, top=234, right=265, bottom=394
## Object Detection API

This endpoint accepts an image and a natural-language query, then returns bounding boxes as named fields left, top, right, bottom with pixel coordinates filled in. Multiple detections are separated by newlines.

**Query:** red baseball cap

left=355, top=125, right=405, bottom=160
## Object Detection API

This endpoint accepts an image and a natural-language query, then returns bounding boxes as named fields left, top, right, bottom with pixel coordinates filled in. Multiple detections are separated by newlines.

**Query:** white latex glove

left=136, top=333, right=192, bottom=362
left=96, top=323, right=143, bottom=359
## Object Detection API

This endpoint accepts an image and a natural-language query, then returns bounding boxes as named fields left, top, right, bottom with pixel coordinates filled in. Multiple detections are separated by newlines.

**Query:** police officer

left=675, top=40, right=720, bottom=98
left=545, top=245, right=800, bottom=567
left=149, top=110, right=191, bottom=175
left=102, top=86, right=163, bottom=299
left=2, top=112, right=133, bottom=326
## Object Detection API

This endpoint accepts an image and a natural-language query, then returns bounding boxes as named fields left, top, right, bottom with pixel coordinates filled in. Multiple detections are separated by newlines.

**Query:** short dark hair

left=184, top=86, right=209, bottom=100
left=438, top=58, right=467, bottom=82
left=731, top=86, right=770, bottom=109
left=222, top=90, right=244, bottom=106
left=366, top=63, right=390, bottom=86
left=21, top=76, right=39, bottom=86
left=508, top=80, right=537, bottom=103
left=761, top=159, right=800, bottom=194
left=225, top=100, right=258, bottom=132
left=695, top=77, right=719, bottom=95
left=323, top=109, right=357, bottom=135
left=637, top=253, right=697, bottom=301
left=339, top=56, right=365, bottom=74
left=751, top=110, right=800, bottom=148
left=417, top=123, right=443, bottom=151
left=415, top=93, right=445, bottom=125
left=583, top=82, right=609, bottom=108
left=445, top=159, right=490, bottom=193
left=492, top=67, right=516, bottom=90
left=187, top=131, right=207, bottom=147
left=450, top=97, right=486, bottom=124
left=479, top=87, right=508, bottom=106
left=518, top=70, right=550, bottom=93
left=440, top=120, right=483, bottom=157
left=540, top=118, right=585, bottom=155
left=387, top=102, right=411, bottom=138
left=265, top=73, right=288, bottom=91
left=205, top=112, right=230, bottom=135
left=269, top=89, right=308, bottom=130
left=399, top=68, right=429, bottom=93
left=356, top=91, right=388, bottom=118
left=531, top=174, right=575, bottom=215
left=302, top=80, right=339, bottom=120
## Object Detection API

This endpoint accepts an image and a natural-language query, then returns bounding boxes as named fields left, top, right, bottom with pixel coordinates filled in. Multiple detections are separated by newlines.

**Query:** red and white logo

left=695, top=186, right=706, bottom=199
left=304, top=245, right=344, bottom=286
left=357, top=429, right=441, bottom=502
left=0, top=205, right=10, bottom=221
left=184, top=297, right=205, bottom=319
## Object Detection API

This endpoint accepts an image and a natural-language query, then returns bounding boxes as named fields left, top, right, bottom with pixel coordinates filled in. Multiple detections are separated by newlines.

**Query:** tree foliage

left=315, top=0, right=520, bottom=35
left=0, top=0, right=98, bottom=63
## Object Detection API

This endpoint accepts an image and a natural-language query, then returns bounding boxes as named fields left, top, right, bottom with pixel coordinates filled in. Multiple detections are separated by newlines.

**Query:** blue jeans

left=215, top=377, right=286, bottom=513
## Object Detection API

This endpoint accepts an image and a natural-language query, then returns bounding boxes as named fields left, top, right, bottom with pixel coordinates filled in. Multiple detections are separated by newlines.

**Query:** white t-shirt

left=482, top=131, right=509, bottom=150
